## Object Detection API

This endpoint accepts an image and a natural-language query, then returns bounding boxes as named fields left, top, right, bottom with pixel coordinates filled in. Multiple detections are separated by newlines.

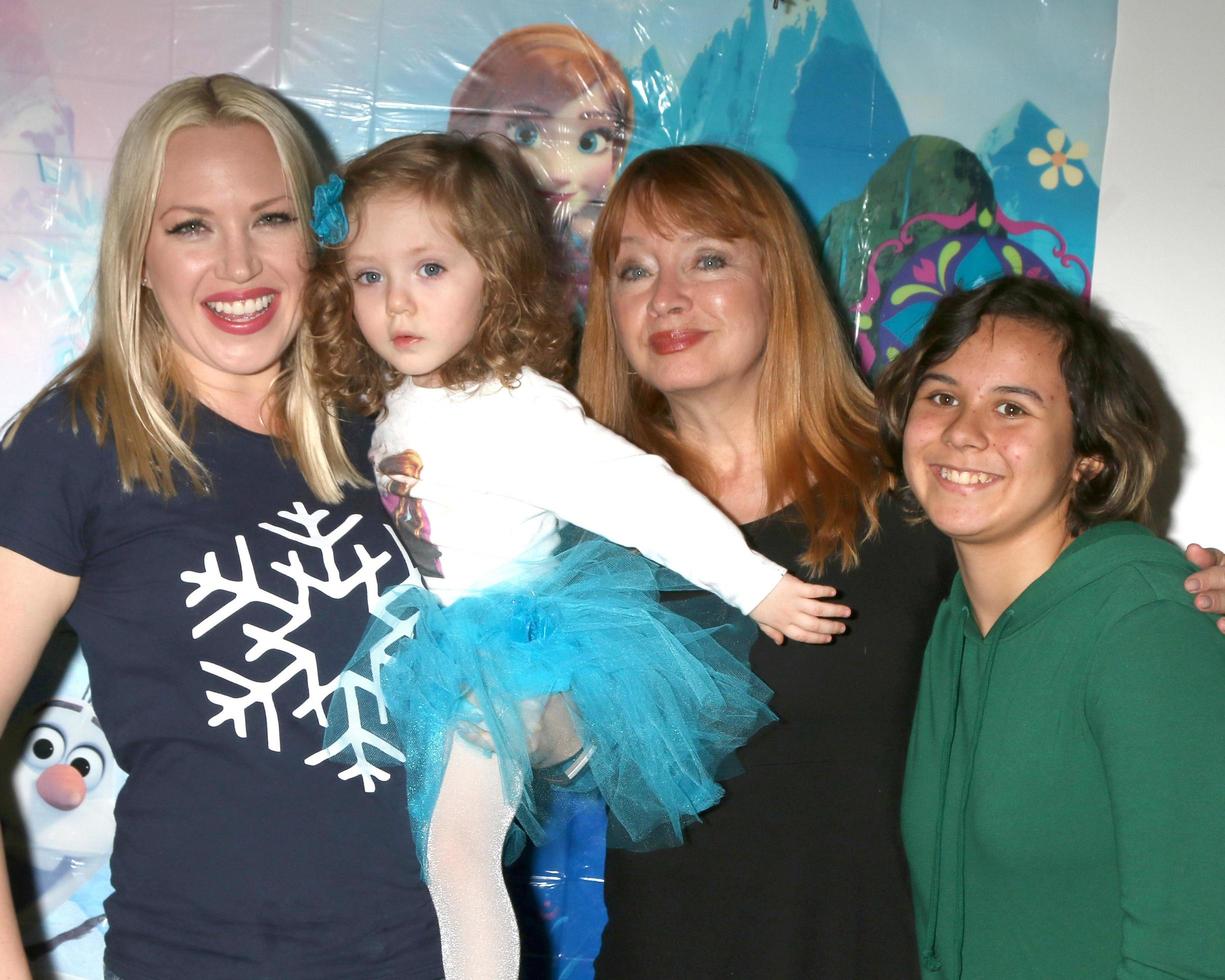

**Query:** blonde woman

left=0, top=76, right=441, bottom=979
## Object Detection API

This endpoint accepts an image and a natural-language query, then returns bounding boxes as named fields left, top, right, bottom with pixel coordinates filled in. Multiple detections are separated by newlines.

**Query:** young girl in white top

left=305, top=132, right=849, bottom=979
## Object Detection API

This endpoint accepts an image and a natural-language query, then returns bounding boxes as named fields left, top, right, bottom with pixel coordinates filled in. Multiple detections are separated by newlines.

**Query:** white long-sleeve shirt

left=370, top=369, right=784, bottom=612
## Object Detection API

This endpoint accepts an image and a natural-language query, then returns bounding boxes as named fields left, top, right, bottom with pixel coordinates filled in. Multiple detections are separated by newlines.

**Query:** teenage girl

left=305, top=132, right=849, bottom=979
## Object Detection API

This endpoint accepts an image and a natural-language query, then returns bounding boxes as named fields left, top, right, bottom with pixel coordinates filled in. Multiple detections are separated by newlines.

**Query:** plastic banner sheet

left=0, top=1, right=1116, bottom=976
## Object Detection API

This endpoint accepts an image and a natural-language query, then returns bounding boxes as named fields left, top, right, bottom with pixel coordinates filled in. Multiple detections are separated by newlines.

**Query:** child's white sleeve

left=493, top=377, right=786, bottom=615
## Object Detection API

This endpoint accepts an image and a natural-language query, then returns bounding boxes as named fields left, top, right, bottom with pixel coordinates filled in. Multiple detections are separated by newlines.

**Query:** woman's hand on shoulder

left=1185, top=543, right=1225, bottom=633
left=750, top=573, right=852, bottom=645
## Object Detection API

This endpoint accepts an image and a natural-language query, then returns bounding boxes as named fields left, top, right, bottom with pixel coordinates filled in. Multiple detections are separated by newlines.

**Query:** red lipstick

left=648, top=330, right=707, bottom=355
left=201, top=288, right=280, bottom=336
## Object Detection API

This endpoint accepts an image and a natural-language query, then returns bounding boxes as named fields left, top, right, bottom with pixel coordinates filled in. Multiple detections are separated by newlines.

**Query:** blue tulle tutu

left=325, top=533, right=775, bottom=879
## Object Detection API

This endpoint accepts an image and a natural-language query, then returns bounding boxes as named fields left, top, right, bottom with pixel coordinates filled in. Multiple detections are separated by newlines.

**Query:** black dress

left=596, top=496, right=955, bottom=979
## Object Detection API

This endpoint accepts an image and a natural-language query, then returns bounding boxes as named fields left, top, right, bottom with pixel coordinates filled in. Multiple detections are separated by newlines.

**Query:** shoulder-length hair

left=448, top=24, right=634, bottom=173
left=4, top=74, right=356, bottom=501
left=876, top=276, right=1160, bottom=533
left=577, top=145, right=888, bottom=572
left=305, top=132, right=571, bottom=416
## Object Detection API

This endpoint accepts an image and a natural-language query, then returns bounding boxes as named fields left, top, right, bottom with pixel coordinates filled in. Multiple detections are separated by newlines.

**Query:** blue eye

left=507, top=120, right=541, bottom=148
left=617, top=264, right=648, bottom=282
left=168, top=219, right=206, bottom=236
left=354, top=270, right=382, bottom=285
left=697, top=253, right=727, bottom=270
left=577, top=128, right=611, bottom=155
left=420, top=262, right=444, bottom=278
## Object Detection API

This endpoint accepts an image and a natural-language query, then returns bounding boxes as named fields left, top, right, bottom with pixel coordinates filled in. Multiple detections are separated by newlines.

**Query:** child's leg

left=427, top=736, right=521, bottom=980
left=455, top=693, right=586, bottom=772
left=528, top=694, right=584, bottom=768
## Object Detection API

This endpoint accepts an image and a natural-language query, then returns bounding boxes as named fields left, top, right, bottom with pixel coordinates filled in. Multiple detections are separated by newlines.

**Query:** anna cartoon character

left=449, top=24, right=635, bottom=308
left=377, top=449, right=443, bottom=578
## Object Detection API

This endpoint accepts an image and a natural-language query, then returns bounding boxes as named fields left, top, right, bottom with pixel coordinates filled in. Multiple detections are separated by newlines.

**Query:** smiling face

left=345, top=192, right=486, bottom=388
left=142, top=122, right=307, bottom=395
left=498, top=85, right=619, bottom=222
left=608, top=203, right=771, bottom=405
left=902, top=316, right=1089, bottom=555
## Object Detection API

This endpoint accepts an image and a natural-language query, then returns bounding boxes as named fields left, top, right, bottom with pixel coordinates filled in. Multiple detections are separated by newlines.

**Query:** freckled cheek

left=902, top=414, right=944, bottom=470
left=901, top=428, right=926, bottom=483
left=997, top=439, right=1033, bottom=472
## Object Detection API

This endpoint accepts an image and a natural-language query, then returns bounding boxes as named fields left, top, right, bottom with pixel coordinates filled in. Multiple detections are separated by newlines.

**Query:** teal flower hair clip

left=310, top=174, right=349, bottom=246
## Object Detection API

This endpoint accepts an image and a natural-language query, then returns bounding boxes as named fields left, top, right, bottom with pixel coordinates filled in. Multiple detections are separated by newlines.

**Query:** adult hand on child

left=750, top=573, right=852, bottom=646
left=454, top=696, right=495, bottom=756
left=454, top=693, right=583, bottom=766
left=1185, top=543, right=1225, bottom=634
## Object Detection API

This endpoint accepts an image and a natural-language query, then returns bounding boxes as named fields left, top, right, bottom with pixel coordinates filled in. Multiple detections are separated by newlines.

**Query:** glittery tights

left=426, top=737, right=521, bottom=979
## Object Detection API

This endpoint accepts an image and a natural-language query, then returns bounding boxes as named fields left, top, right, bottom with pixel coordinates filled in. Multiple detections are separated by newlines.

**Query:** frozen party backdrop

left=0, top=1, right=1116, bottom=976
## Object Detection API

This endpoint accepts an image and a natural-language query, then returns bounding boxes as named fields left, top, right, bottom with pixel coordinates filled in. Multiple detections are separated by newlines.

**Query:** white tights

left=426, top=737, right=521, bottom=980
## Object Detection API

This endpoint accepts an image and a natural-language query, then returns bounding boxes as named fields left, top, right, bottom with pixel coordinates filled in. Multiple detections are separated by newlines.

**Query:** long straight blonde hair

left=5, top=74, right=360, bottom=501
left=578, top=145, right=888, bottom=571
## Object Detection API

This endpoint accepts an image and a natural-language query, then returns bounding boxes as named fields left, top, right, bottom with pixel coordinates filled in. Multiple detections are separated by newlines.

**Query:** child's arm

left=498, top=376, right=853, bottom=639
left=751, top=574, right=850, bottom=646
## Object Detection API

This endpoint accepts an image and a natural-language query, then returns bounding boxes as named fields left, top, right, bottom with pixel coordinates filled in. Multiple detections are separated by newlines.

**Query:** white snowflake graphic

left=180, top=502, right=422, bottom=791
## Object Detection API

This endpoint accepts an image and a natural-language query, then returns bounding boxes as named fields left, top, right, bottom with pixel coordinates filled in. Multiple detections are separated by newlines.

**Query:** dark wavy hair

left=876, top=276, right=1161, bottom=534
left=305, top=132, right=571, bottom=416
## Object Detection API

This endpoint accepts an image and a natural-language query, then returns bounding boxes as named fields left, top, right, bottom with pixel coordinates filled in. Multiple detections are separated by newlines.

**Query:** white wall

left=1093, top=0, right=1225, bottom=546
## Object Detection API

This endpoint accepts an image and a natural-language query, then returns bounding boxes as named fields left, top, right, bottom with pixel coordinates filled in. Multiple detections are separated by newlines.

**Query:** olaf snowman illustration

left=0, top=694, right=120, bottom=965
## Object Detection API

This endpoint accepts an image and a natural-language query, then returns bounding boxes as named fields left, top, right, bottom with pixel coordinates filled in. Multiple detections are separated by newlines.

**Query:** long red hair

left=577, top=145, right=888, bottom=571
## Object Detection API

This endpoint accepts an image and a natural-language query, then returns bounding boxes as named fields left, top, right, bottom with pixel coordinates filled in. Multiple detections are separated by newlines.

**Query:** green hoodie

left=902, top=522, right=1225, bottom=979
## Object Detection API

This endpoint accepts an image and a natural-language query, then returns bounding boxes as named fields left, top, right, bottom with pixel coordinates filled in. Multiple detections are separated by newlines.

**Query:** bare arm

left=0, top=547, right=79, bottom=980
left=1184, top=543, right=1225, bottom=633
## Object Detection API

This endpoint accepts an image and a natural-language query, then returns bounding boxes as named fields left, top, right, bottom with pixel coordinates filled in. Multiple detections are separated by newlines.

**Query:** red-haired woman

left=578, top=144, right=1225, bottom=978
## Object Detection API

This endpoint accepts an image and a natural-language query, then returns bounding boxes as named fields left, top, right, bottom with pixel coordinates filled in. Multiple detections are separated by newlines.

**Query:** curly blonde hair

left=306, top=132, right=572, bottom=417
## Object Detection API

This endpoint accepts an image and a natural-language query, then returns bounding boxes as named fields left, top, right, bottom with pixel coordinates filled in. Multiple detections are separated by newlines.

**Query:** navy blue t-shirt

left=0, top=392, right=442, bottom=980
